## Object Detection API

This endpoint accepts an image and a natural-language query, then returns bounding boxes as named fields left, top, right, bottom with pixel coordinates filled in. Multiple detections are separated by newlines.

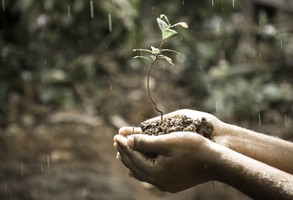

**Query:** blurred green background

left=0, top=0, right=292, bottom=199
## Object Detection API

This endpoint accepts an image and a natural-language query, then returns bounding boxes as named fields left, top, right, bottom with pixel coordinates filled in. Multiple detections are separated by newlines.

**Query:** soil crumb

left=140, top=115, right=214, bottom=139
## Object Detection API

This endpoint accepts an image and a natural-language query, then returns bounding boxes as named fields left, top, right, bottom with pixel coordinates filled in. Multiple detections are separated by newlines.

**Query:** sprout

left=133, top=14, right=188, bottom=122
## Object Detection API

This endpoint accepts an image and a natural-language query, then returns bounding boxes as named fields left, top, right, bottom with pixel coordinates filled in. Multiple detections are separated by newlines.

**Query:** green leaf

left=133, top=49, right=152, bottom=54
left=157, top=18, right=169, bottom=30
left=159, top=14, right=170, bottom=24
left=133, top=56, right=150, bottom=61
left=151, top=46, right=161, bottom=55
left=151, top=55, right=157, bottom=61
left=161, top=49, right=180, bottom=55
left=158, top=55, right=174, bottom=65
left=162, top=28, right=177, bottom=40
left=171, top=22, right=189, bottom=29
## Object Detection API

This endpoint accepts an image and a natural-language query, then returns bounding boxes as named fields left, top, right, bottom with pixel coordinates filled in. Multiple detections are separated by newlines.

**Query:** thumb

left=127, top=134, right=170, bottom=155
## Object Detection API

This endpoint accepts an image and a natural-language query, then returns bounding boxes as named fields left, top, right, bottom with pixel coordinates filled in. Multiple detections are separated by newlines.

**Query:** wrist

left=210, top=121, right=234, bottom=148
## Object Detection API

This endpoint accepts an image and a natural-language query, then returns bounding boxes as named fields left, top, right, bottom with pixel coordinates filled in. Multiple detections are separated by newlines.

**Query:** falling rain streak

left=47, top=155, right=50, bottom=168
left=258, top=113, right=262, bottom=126
left=2, top=0, right=4, bottom=11
left=232, top=0, right=235, bottom=8
left=212, top=0, right=214, bottom=6
left=68, top=5, right=71, bottom=17
left=215, top=101, right=219, bottom=112
left=284, top=115, right=288, bottom=128
left=108, top=14, right=112, bottom=32
left=90, top=0, right=94, bottom=18
left=21, top=162, right=24, bottom=176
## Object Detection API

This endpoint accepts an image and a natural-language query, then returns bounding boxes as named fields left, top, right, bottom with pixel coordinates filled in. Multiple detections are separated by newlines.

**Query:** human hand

left=113, top=132, right=218, bottom=193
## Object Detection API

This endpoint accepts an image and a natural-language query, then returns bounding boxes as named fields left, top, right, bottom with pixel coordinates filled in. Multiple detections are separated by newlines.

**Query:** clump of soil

left=140, top=115, right=214, bottom=139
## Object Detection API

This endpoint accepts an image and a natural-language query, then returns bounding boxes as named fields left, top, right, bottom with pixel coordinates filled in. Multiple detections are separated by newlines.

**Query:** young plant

left=133, top=14, right=188, bottom=122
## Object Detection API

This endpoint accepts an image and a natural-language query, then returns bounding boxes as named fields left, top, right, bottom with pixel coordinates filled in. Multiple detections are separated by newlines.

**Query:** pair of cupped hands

left=113, top=109, right=228, bottom=193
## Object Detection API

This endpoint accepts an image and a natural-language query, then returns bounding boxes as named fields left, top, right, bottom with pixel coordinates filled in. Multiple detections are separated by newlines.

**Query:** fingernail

left=116, top=152, right=121, bottom=160
left=113, top=142, right=118, bottom=148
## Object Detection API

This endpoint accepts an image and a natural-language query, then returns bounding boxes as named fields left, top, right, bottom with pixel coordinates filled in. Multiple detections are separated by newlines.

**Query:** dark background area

left=0, top=0, right=292, bottom=199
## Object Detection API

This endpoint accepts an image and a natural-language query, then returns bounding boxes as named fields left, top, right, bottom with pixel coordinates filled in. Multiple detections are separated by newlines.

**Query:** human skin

left=119, top=109, right=293, bottom=174
left=113, top=109, right=293, bottom=199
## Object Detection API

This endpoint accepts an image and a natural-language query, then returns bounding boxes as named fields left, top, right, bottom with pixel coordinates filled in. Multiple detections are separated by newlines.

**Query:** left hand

left=113, top=132, right=218, bottom=193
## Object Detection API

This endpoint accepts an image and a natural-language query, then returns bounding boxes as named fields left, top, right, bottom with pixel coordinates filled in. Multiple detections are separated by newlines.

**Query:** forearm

left=213, top=122, right=293, bottom=174
left=211, top=144, right=293, bottom=200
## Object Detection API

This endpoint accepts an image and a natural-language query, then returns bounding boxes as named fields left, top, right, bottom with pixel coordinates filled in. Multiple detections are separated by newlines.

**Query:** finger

left=119, top=127, right=142, bottom=136
left=116, top=152, right=121, bottom=160
left=128, top=134, right=171, bottom=155
left=116, top=143, right=149, bottom=182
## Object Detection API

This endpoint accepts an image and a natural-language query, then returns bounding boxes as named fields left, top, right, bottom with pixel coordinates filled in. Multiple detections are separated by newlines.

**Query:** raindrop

left=182, top=0, right=184, bottom=6
left=215, top=101, right=219, bottom=112
left=47, top=155, right=50, bottom=168
left=2, top=0, right=5, bottom=11
left=108, top=13, right=112, bottom=32
left=81, top=188, right=88, bottom=200
left=207, top=84, right=211, bottom=93
left=258, top=113, right=262, bottom=126
left=280, top=40, right=283, bottom=48
left=5, top=183, right=8, bottom=196
left=232, top=0, right=235, bottom=8
left=212, top=0, right=214, bottom=6
left=284, top=115, right=288, bottom=128
left=68, top=5, right=71, bottom=17
left=21, top=162, right=24, bottom=176
left=90, top=0, right=94, bottom=18
left=40, top=163, right=44, bottom=172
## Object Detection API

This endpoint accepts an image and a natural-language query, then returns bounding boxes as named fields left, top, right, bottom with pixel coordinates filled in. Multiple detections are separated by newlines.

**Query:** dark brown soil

left=140, top=115, right=214, bottom=139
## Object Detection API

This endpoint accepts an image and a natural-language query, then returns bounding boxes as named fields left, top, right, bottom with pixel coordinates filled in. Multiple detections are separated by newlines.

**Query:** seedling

left=133, top=14, right=188, bottom=122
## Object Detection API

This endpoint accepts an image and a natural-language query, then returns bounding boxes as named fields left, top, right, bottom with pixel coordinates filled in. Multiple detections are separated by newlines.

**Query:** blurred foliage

left=0, top=0, right=292, bottom=125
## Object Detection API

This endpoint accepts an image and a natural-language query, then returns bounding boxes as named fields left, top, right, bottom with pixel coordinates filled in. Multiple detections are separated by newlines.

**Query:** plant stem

left=147, top=56, right=164, bottom=122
